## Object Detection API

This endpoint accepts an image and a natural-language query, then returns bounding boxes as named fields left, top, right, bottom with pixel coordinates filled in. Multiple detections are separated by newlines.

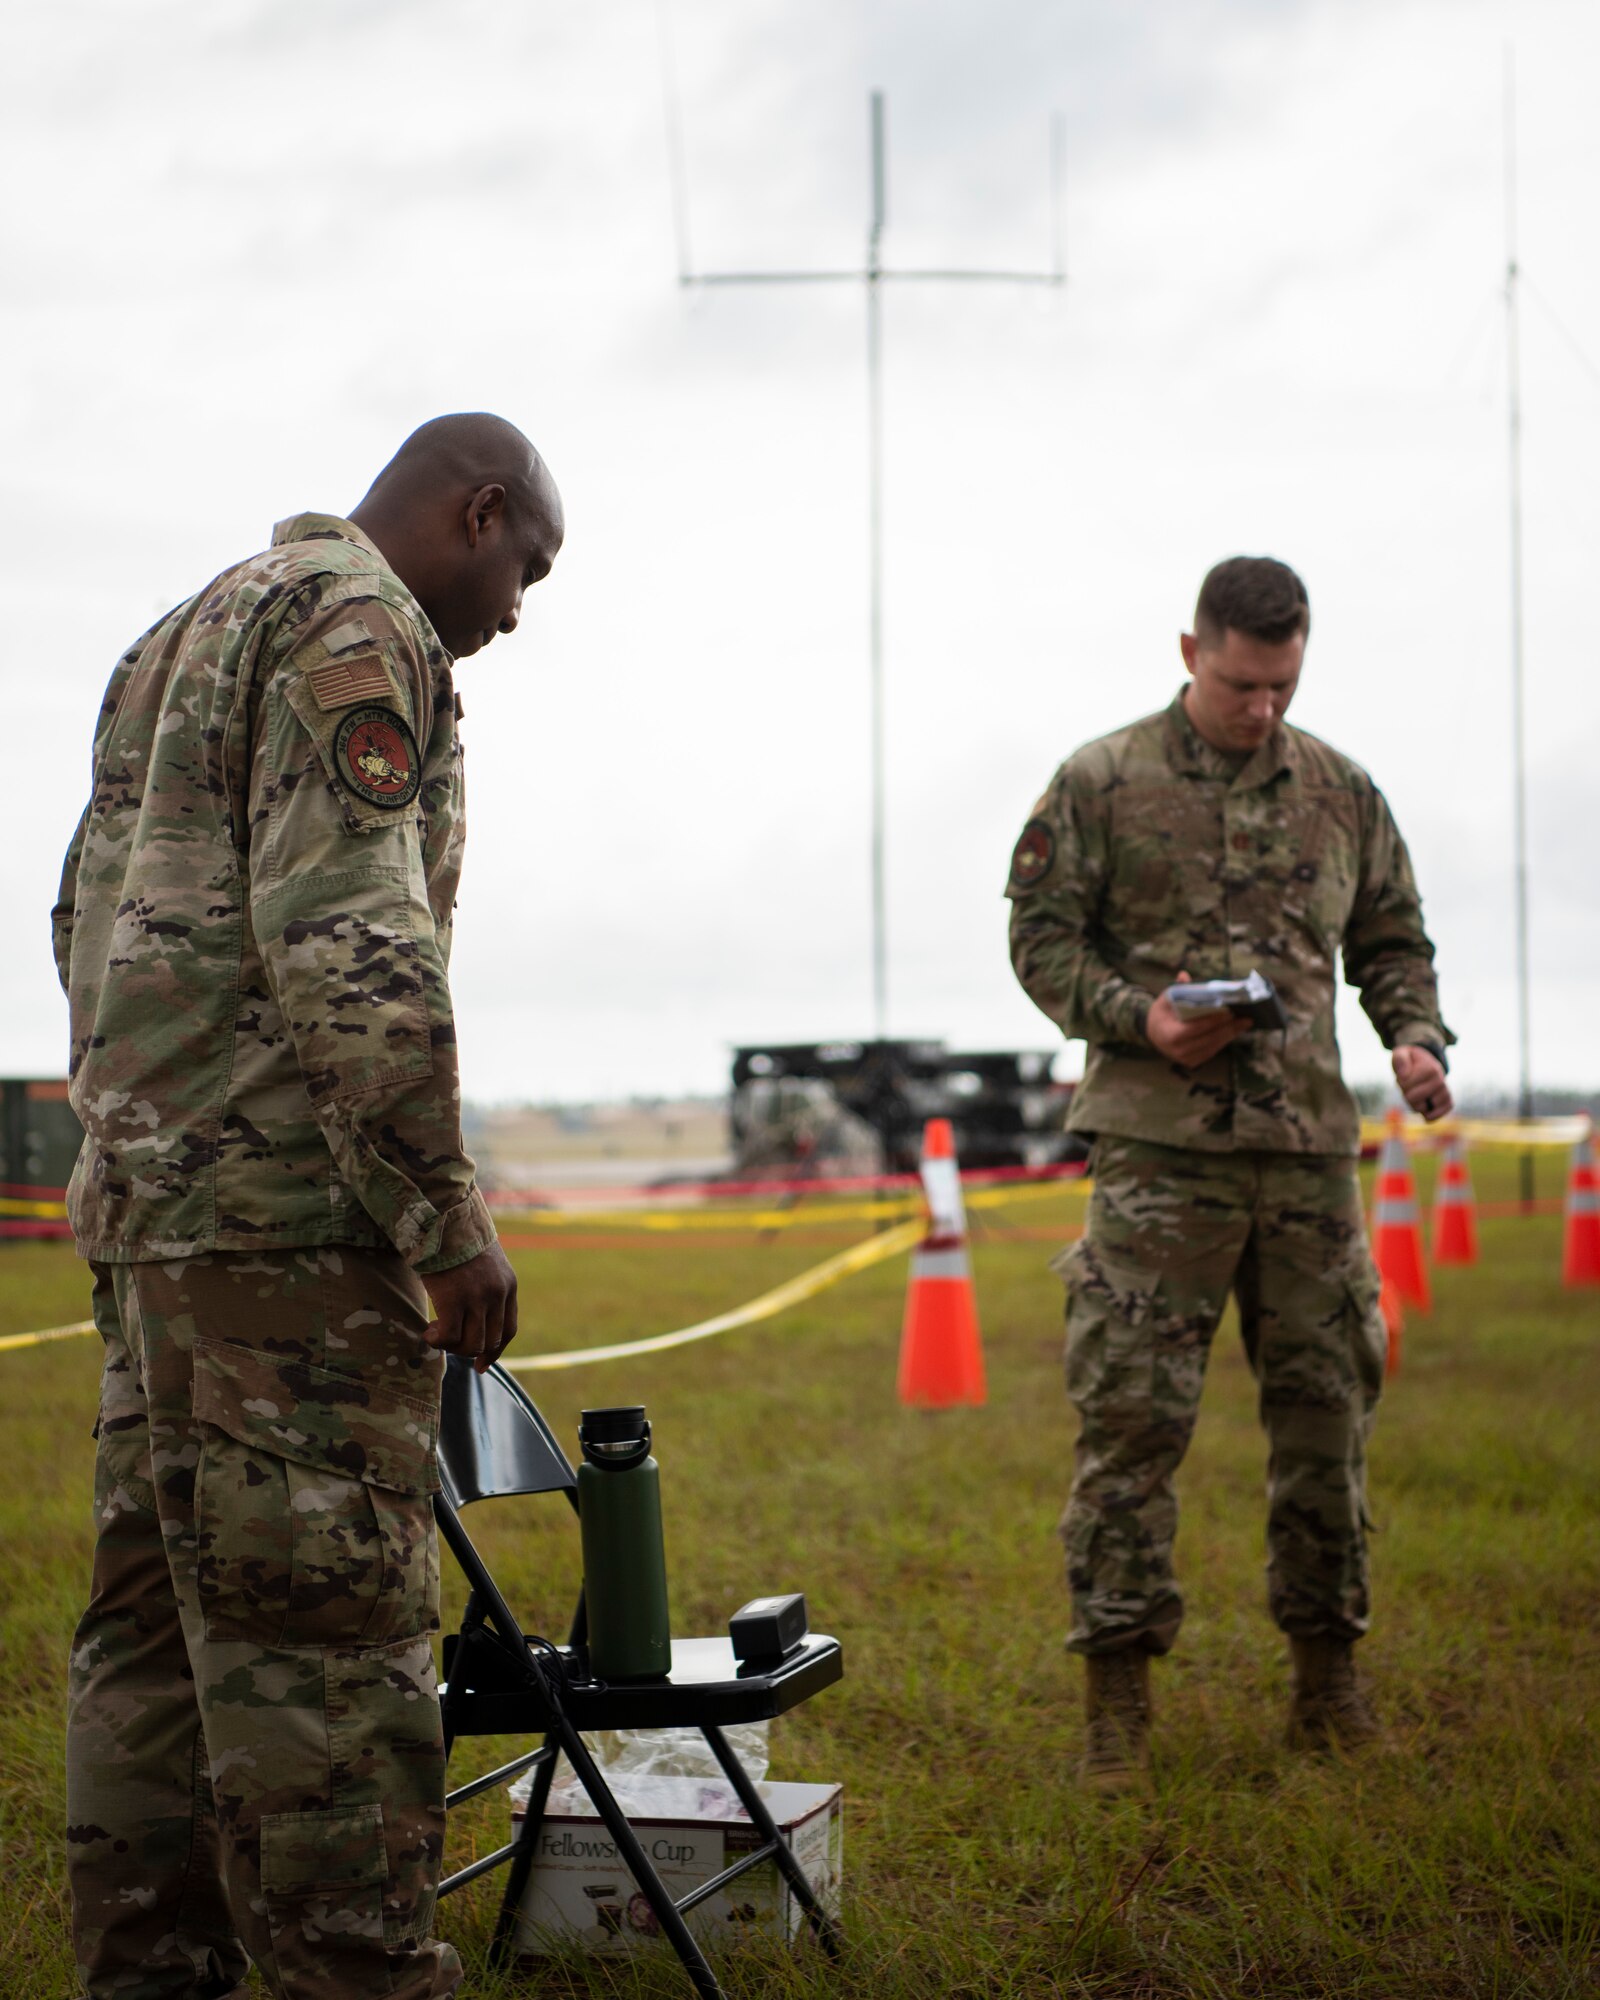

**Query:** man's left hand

left=422, top=1240, right=519, bottom=1374
left=1392, top=1046, right=1453, bottom=1123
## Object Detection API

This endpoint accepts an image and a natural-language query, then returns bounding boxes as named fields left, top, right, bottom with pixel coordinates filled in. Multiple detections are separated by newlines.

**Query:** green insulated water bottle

left=577, top=1406, right=672, bottom=1681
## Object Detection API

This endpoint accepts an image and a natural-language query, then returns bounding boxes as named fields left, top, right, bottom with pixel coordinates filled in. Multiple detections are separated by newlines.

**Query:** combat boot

left=1286, top=1635, right=1381, bottom=1752
left=1080, top=1648, right=1153, bottom=1796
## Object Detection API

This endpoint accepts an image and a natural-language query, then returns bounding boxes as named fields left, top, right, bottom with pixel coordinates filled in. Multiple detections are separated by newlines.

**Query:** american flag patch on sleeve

left=306, top=652, right=396, bottom=710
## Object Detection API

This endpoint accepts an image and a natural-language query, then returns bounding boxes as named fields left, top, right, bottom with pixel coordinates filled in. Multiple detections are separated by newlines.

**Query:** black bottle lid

left=580, top=1406, right=648, bottom=1445
left=579, top=1406, right=653, bottom=1466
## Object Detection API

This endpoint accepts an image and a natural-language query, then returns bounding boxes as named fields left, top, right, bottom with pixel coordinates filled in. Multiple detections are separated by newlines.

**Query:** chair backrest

left=437, top=1356, right=577, bottom=1510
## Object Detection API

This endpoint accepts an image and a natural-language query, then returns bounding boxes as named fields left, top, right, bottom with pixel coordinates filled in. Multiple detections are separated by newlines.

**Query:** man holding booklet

left=1006, top=555, right=1453, bottom=1794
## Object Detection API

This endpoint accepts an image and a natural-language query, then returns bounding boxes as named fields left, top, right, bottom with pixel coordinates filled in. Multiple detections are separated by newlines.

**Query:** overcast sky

left=4, top=0, right=1596, bottom=1103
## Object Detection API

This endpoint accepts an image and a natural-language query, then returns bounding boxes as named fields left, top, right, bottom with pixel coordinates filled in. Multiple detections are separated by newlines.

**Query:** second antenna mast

left=673, top=90, right=1063, bottom=1038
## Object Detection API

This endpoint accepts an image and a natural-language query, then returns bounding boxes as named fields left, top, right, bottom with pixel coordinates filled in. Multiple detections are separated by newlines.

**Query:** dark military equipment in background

left=730, top=1040, right=1084, bottom=1178
left=1, top=1079, right=81, bottom=1239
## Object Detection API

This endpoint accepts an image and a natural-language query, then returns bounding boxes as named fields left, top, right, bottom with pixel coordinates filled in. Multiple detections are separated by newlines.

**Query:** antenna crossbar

left=685, top=269, right=1065, bottom=287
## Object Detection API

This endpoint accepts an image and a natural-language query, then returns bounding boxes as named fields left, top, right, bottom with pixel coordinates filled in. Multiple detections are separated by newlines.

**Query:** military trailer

left=729, top=1040, right=1083, bottom=1178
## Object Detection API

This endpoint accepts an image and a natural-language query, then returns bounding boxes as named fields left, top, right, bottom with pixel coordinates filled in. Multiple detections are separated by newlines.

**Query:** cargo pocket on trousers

left=192, top=1338, right=440, bottom=1650
left=1054, top=1239, right=1158, bottom=1419
left=1348, top=1262, right=1387, bottom=1532
left=1344, top=1262, right=1388, bottom=1411
left=92, top=1341, right=157, bottom=1516
left=261, top=1805, right=387, bottom=1974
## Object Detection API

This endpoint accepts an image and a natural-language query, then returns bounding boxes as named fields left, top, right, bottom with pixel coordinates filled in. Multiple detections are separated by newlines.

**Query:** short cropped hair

left=1194, top=556, right=1310, bottom=646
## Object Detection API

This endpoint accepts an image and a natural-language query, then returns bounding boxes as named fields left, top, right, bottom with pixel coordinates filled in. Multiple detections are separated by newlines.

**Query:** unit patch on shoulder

left=334, top=706, right=421, bottom=809
left=307, top=651, right=396, bottom=711
left=1008, top=818, right=1056, bottom=890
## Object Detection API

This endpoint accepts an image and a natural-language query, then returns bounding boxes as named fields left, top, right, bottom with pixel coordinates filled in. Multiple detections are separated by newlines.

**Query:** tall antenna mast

left=656, top=0, right=693, bottom=284
left=1503, top=46, right=1534, bottom=1205
left=867, top=93, right=888, bottom=1038
left=667, top=86, right=1064, bottom=1039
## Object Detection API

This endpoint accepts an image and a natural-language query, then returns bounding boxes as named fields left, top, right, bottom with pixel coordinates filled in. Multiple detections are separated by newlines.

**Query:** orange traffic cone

left=1371, top=1110, right=1430, bottom=1311
left=1561, top=1133, right=1600, bottom=1287
left=1431, top=1132, right=1479, bottom=1266
left=1380, top=1274, right=1404, bottom=1378
left=897, top=1119, right=986, bottom=1408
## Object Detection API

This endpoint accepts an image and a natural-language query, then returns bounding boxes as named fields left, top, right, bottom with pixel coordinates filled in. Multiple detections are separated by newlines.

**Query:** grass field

left=1, top=1152, right=1596, bottom=1998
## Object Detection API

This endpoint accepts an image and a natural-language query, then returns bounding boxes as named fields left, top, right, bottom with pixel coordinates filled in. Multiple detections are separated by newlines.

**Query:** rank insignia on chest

left=1009, top=818, right=1056, bottom=889
left=334, top=706, right=421, bottom=809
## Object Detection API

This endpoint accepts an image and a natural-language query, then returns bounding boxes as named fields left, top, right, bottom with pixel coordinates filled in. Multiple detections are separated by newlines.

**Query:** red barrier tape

left=1, top=1183, right=69, bottom=1201
left=484, top=1158, right=1088, bottom=1209
left=494, top=1226, right=881, bottom=1253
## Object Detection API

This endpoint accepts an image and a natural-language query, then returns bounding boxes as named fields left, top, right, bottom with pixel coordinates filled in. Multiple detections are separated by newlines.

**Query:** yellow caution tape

left=0, top=1196, right=69, bottom=1218
left=0, top=1176, right=1082, bottom=1240
left=0, top=1220, right=931, bottom=1366
left=967, top=1180, right=1086, bottom=1210
left=0, top=1180, right=1080, bottom=1362
left=1450, top=1117, right=1591, bottom=1148
left=504, top=1218, right=926, bottom=1373
left=1360, top=1115, right=1589, bottom=1149
left=497, top=1195, right=924, bottom=1231
left=493, top=1176, right=1086, bottom=1231
left=0, top=1318, right=97, bottom=1354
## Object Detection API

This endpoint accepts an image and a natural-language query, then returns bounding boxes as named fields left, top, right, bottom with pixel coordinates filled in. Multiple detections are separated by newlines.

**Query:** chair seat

left=443, top=1633, right=843, bottom=1735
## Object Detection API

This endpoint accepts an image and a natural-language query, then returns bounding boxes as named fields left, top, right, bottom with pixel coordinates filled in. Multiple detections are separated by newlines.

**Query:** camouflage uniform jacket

left=52, top=513, right=495, bottom=1272
left=1007, top=692, right=1453, bottom=1155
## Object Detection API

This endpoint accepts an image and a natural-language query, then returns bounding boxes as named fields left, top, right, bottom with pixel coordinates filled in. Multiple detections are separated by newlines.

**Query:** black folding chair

left=432, top=1356, right=845, bottom=1999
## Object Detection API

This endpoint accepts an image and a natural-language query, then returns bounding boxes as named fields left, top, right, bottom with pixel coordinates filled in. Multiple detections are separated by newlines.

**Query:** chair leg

left=439, top=1590, right=483, bottom=1758
left=486, top=1730, right=560, bottom=1971
left=700, top=1722, right=844, bottom=1956
left=550, top=1712, right=726, bottom=2000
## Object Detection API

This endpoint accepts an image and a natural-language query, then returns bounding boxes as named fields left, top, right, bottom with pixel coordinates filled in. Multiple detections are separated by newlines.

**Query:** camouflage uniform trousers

left=1056, top=1136, right=1387, bottom=1656
left=65, top=1247, right=461, bottom=2000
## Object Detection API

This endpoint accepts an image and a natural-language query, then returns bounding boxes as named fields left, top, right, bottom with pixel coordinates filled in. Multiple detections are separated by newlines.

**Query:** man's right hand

left=422, top=1240, right=519, bottom=1374
left=1145, top=971, right=1247, bottom=1069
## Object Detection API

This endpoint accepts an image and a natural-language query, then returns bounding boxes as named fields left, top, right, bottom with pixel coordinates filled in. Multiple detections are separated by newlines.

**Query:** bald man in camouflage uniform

left=53, top=416, right=563, bottom=1999
left=1007, top=556, right=1453, bottom=1796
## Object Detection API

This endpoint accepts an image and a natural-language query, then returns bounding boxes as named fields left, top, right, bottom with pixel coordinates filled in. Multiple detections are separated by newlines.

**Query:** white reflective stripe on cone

left=1374, top=1199, right=1420, bottom=1225
left=911, top=1246, right=972, bottom=1281
left=919, top=1154, right=967, bottom=1239
left=1569, top=1188, right=1600, bottom=1216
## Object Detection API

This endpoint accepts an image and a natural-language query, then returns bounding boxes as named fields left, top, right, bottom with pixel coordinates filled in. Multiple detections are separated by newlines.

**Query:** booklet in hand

left=1163, top=968, right=1288, bottom=1032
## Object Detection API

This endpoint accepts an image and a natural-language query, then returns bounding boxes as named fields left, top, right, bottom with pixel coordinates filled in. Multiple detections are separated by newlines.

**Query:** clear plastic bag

left=509, top=1722, right=771, bottom=1823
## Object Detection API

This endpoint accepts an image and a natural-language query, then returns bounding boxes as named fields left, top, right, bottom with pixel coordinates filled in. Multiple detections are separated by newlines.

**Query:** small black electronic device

left=729, top=1592, right=809, bottom=1664
left=1164, top=968, right=1288, bottom=1033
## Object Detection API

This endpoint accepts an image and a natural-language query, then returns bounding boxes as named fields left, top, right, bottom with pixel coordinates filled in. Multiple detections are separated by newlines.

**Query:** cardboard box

left=510, top=1778, right=843, bottom=1956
